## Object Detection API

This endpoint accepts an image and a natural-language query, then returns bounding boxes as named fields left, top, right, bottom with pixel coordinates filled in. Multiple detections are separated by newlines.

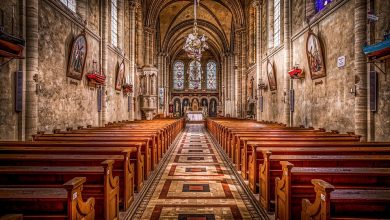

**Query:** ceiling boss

left=183, top=0, right=209, bottom=61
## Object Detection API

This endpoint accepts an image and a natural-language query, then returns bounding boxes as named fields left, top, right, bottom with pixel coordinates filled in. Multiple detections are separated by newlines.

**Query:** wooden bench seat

left=275, top=162, right=390, bottom=220
left=236, top=136, right=360, bottom=177
left=258, top=153, right=390, bottom=211
left=0, top=161, right=118, bottom=220
left=0, top=142, right=145, bottom=192
left=246, top=142, right=390, bottom=194
left=302, top=179, right=390, bottom=220
left=0, top=152, right=136, bottom=210
left=54, top=131, right=167, bottom=162
left=0, top=177, right=95, bottom=220
left=32, top=136, right=154, bottom=176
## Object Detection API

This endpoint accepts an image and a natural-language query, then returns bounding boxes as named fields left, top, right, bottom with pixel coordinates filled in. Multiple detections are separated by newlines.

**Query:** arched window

left=173, top=61, right=185, bottom=90
left=189, top=61, right=202, bottom=90
left=206, top=61, right=217, bottom=90
left=111, top=0, right=118, bottom=47
left=273, top=0, right=281, bottom=47
left=315, top=0, right=332, bottom=12
left=60, top=0, right=76, bottom=12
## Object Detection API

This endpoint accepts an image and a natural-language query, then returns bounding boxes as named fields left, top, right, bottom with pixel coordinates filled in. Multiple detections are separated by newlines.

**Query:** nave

left=129, top=124, right=267, bottom=219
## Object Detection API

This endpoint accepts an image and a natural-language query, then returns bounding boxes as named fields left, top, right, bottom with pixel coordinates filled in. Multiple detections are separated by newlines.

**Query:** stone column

left=254, top=0, right=262, bottom=121
left=354, top=0, right=368, bottom=141
left=128, top=0, right=137, bottom=121
left=240, top=30, right=247, bottom=117
left=234, top=30, right=241, bottom=118
left=144, top=29, right=150, bottom=65
left=25, top=0, right=39, bottom=140
left=165, top=55, right=170, bottom=116
left=136, top=5, right=144, bottom=67
left=101, top=0, right=109, bottom=126
left=283, top=0, right=291, bottom=126
left=229, top=54, right=235, bottom=116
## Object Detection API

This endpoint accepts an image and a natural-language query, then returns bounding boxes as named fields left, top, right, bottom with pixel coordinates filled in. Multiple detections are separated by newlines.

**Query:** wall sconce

left=350, top=85, right=356, bottom=96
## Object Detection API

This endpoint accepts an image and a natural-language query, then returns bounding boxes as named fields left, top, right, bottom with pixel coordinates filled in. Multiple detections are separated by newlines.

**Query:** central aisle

left=129, top=124, right=268, bottom=219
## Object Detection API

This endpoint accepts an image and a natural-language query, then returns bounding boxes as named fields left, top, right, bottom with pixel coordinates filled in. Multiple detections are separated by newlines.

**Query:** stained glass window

left=315, top=0, right=332, bottom=12
left=60, top=0, right=76, bottom=12
left=173, top=61, right=185, bottom=90
left=189, top=61, right=202, bottom=90
left=111, top=0, right=118, bottom=47
left=274, top=0, right=281, bottom=47
left=206, top=61, right=217, bottom=90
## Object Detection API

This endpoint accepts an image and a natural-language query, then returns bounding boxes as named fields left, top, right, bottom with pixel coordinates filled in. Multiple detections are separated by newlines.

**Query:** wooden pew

left=0, top=177, right=95, bottom=220
left=258, top=152, right=390, bottom=211
left=0, top=152, right=135, bottom=210
left=275, top=162, right=390, bottom=220
left=247, top=142, right=390, bottom=194
left=0, top=160, right=118, bottom=220
left=237, top=135, right=360, bottom=178
left=0, top=215, right=23, bottom=220
left=0, top=142, right=145, bottom=192
left=32, top=135, right=154, bottom=178
left=301, top=179, right=390, bottom=220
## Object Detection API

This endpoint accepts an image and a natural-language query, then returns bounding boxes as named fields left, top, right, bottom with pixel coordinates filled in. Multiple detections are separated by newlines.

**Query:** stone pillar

left=144, top=29, right=150, bottom=65
left=136, top=5, right=144, bottom=67
left=241, top=30, right=247, bottom=117
left=254, top=0, right=262, bottom=121
left=354, top=0, right=368, bottom=141
left=229, top=54, right=235, bottom=116
left=101, top=0, right=109, bottom=126
left=234, top=30, right=243, bottom=117
left=128, top=0, right=137, bottom=121
left=25, top=0, right=39, bottom=140
left=283, top=0, right=291, bottom=126
left=165, top=55, right=170, bottom=116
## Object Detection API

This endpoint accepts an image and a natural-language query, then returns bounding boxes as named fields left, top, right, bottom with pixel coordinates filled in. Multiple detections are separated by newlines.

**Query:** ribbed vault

left=146, top=0, right=245, bottom=59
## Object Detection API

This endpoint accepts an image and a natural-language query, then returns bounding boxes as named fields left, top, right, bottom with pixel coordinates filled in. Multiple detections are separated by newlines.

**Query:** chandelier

left=183, top=0, right=208, bottom=61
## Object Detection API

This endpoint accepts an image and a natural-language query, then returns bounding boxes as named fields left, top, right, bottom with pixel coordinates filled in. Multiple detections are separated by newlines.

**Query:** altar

left=186, top=111, right=204, bottom=121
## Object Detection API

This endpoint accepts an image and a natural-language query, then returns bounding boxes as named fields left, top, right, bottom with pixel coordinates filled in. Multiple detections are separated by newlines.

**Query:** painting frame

left=67, top=33, right=88, bottom=80
left=115, top=60, right=125, bottom=91
left=266, top=60, right=277, bottom=91
left=306, top=31, right=326, bottom=80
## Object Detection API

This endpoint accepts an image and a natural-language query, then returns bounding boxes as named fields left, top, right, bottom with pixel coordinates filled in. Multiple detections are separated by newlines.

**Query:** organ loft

left=0, top=0, right=389, bottom=219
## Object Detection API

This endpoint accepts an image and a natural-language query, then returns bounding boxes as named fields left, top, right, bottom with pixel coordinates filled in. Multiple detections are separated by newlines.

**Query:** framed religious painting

left=67, top=34, right=88, bottom=80
left=115, top=60, right=125, bottom=91
left=266, top=60, right=277, bottom=91
left=306, top=31, right=326, bottom=80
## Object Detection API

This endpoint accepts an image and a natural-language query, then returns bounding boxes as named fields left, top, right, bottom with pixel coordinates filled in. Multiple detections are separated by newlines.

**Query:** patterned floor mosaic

left=129, top=124, right=268, bottom=219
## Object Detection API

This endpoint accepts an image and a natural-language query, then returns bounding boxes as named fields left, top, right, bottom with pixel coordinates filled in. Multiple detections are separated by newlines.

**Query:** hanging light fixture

left=183, top=0, right=208, bottom=61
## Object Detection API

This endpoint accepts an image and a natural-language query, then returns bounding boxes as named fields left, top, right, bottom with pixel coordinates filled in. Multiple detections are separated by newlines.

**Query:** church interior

left=0, top=0, right=389, bottom=219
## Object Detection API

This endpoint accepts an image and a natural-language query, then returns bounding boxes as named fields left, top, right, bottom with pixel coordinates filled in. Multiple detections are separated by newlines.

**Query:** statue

left=192, top=99, right=199, bottom=111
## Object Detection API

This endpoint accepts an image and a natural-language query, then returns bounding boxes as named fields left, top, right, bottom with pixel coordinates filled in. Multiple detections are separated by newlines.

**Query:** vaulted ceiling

left=144, top=0, right=245, bottom=61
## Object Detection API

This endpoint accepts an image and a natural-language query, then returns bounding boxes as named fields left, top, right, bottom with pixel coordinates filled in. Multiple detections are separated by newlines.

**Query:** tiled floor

left=130, top=124, right=268, bottom=219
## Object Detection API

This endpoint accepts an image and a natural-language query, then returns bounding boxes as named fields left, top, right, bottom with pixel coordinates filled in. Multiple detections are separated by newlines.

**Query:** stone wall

left=372, top=0, right=390, bottom=141
left=0, top=0, right=22, bottom=140
left=291, top=1, right=356, bottom=132
left=0, top=0, right=134, bottom=140
left=38, top=1, right=100, bottom=132
left=258, top=0, right=390, bottom=141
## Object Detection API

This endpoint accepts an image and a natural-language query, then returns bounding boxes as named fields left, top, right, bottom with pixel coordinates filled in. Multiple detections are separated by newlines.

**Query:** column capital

left=251, top=0, right=260, bottom=8
left=144, top=27, right=156, bottom=34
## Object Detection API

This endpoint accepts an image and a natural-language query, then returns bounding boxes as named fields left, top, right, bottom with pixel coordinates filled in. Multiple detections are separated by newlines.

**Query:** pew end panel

left=301, top=179, right=334, bottom=220
left=275, top=161, right=294, bottom=220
